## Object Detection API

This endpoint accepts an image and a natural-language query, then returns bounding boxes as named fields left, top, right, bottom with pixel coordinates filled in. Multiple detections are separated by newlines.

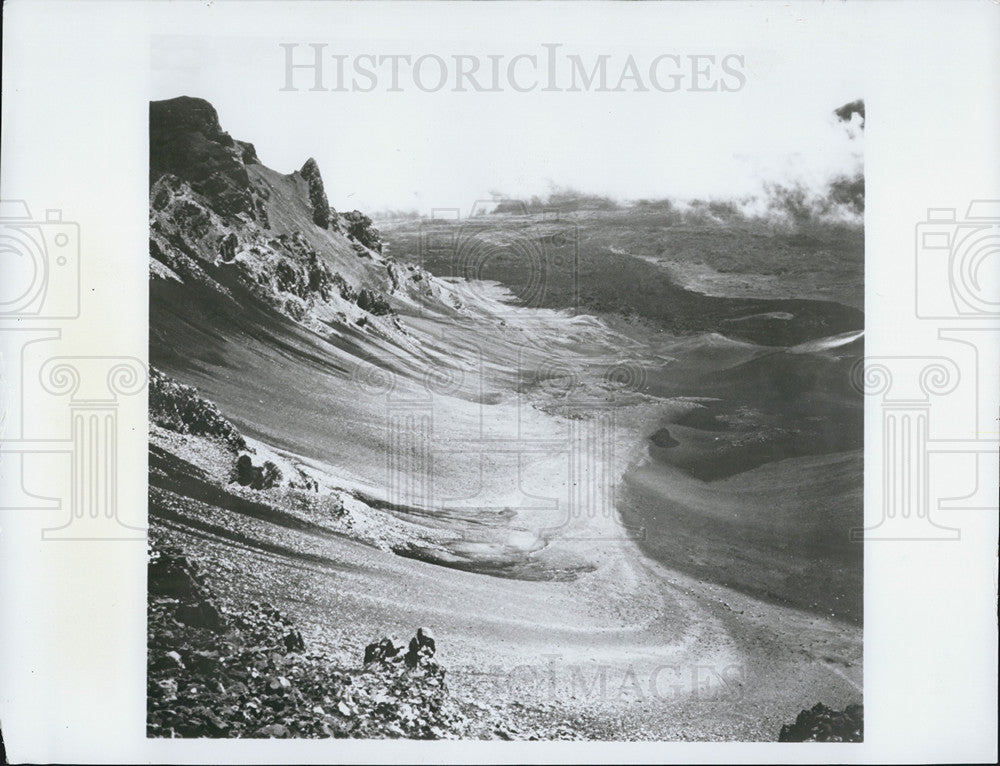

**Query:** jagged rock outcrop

left=149, top=367, right=247, bottom=451
left=150, top=96, right=257, bottom=220
left=363, top=627, right=436, bottom=669
left=778, top=702, right=863, bottom=742
left=357, top=288, right=392, bottom=316
left=149, top=96, right=447, bottom=338
left=339, top=210, right=382, bottom=253
left=300, top=158, right=331, bottom=229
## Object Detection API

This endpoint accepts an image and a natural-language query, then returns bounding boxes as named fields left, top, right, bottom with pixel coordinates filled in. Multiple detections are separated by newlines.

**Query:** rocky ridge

left=149, top=96, right=443, bottom=334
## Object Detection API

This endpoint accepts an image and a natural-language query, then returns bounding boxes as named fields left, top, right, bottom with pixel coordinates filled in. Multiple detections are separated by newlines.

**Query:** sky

left=150, top=4, right=866, bottom=215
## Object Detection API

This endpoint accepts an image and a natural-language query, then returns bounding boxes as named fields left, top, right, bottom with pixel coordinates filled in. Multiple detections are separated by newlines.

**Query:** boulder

left=234, top=454, right=256, bottom=486
left=234, top=454, right=283, bottom=490
left=649, top=427, right=680, bottom=448
left=416, top=627, right=435, bottom=653
left=404, top=627, right=436, bottom=668
left=356, top=288, right=392, bottom=316
left=364, top=635, right=402, bottom=665
left=778, top=702, right=863, bottom=742
left=218, top=232, right=238, bottom=262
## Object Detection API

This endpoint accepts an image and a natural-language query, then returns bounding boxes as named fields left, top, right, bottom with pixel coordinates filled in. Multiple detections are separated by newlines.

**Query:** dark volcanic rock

left=233, top=454, right=283, bottom=490
left=404, top=627, right=436, bottom=668
left=176, top=601, right=224, bottom=630
left=364, top=636, right=402, bottom=665
left=778, top=702, right=863, bottom=742
left=834, top=98, right=865, bottom=126
left=356, top=288, right=392, bottom=316
left=149, top=545, right=227, bottom=631
left=150, top=96, right=257, bottom=220
left=218, top=232, right=238, bottom=262
left=649, top=427, right=680, bottom=448
left=339, top=210, right=382, bottom=253
left=236, top=140, right=260, bottom=165
left=416, top=627, right=435, bottom=653
left=149, top=367, right=247, bottom=451
left=300, top=158, right=331, bottom=229
left=364, top=628, right=436, bottom=670
left=234, top=454, right=256, bottom=486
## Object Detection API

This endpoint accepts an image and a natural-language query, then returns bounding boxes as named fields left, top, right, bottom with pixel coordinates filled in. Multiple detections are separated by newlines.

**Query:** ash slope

left=148, top=96, right=862, bottom=739
left=381, top=200, right=865, bottom=623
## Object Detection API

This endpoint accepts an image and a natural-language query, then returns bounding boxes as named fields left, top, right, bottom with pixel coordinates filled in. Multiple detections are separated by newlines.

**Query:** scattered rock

left=258, top=723, right=289, bottom=738
left=338, top=210, right=382, bottom=253
left=148, top=542, right=467, bottom=739
left=149, top=367, right=247, bottom=452
left=356, top=288, right=392, bottom=316
left=154, top=678, right=178, bottom=700
left=364, top=636, right=402, bottom=665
